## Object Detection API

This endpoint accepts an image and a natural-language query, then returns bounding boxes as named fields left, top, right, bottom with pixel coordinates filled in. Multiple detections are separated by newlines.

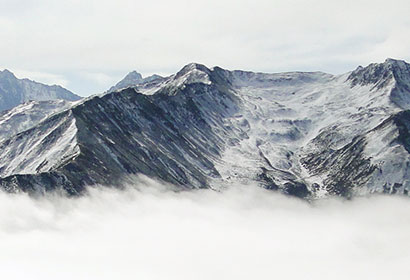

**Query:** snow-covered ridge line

left=0, top=58, right=409, bottom=198
left=0, top=100, right=75, bottom=142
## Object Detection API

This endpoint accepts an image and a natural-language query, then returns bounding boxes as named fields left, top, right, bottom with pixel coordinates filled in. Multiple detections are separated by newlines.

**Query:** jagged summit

left=108, top=71, right=143, bottom=92
left=125, top=70, right=143, bottom=81
left=107, top=63, right=217, bottom=97
left=346, top=58, right=410, bottom=109
left=173, top=63, right=213, bottom=85
left=109, top=70, right=164, bottom=92
left=175, top=63, right=211, bottom=78
left=348, top=58, right=410, bottom=89
left=1, top=59, right=410, bottom=198
left=384, top=58, right=408, bottom=66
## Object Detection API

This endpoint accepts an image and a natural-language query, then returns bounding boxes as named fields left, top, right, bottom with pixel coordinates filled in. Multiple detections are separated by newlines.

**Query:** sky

left=0, top=177, right=410, bottom=280
left=0, top=0, right=410, bottom=96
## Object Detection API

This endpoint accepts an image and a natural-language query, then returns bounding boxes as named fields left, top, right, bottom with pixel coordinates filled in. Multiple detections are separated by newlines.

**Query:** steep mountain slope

left=0, top=100, right=74, bottom=141
left=299, top=59, right=410, bottom=197
left=0, top=65, right=240, bottom=194
left=0, top=59, right=409, bottom=198
left=302, top=111, right=410, bottom=196
left=0, top=69, right=81, bottom=111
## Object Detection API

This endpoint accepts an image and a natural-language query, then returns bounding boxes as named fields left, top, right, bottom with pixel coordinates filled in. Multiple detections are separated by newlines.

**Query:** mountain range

left=0, top=59, right=409, bottom=199
left=0, top=69, right=81, bottom=111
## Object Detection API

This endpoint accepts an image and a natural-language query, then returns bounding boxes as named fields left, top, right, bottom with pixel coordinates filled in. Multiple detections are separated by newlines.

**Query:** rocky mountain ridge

left=0, top=59, right=409, bottom=198
left=0, top=69, right=81, bottom=111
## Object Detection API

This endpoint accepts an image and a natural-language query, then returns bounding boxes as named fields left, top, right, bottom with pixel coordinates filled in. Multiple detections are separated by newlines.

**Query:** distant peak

left=108, top=70, right=164, bottom=92
left=124, top=71, right=143, bottom=81
left=0, top=69, right=16, bottom=79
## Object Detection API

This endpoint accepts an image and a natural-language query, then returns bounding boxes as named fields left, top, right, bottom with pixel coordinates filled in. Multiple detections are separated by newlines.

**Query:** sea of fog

left=0, top=176, right=409, bottom=280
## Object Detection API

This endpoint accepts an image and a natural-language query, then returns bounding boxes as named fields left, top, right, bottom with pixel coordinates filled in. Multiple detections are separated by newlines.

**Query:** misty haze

left=1, top=177, right=410, bottom=280
left=1, top=0, right=410, bottom=279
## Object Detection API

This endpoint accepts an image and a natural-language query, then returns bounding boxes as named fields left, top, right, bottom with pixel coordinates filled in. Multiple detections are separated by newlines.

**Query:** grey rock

left=1, top=59, right=410, bottom=199
left=0, top=69, right=81, bottom=112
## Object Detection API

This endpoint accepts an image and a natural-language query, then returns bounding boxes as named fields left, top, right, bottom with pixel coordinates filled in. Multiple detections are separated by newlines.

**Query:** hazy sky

left=1, top=0, right=409, bottom=96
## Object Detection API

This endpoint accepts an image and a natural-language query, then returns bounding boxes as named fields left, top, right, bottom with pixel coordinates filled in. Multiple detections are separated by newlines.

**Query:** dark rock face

left=302, top=110, right=410, bottom=197
left=1, top=60, right=410, bottom=198
left=348, top=63, right=394, bottom=90
left=302, top=136, right=376, bottom=197
left=0, top=172, right=78, bottom=195
left=0, top=67, right=242, bottom=195
left=395, top=111, right=410, bottom=153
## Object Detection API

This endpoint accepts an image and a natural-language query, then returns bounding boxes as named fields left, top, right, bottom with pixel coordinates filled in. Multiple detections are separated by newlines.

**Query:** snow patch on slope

left=0, top=100, right=73, bottom=141
left=0, top=110, right=79, bottom=177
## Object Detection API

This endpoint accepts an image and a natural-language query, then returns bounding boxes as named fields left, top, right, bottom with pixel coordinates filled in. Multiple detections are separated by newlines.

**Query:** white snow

left=1, top=61, right=409, bottom=196
left=0, top=100, right=73, bottom=142
left=0, top=110, right=80, bottom=177
left=210, top=69, right=403, bottom=191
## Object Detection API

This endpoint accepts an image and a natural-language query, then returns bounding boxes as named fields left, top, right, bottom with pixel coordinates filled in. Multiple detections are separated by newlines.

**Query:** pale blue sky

left=1, top=0, right=409, bottom=96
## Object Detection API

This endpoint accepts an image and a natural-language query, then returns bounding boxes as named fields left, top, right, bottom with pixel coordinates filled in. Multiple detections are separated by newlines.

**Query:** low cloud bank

left=0, top=177, right=409, bottom=280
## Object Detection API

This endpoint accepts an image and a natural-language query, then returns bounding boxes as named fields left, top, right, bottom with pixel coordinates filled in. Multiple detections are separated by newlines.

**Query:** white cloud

left=0, top=176, right=409, bottom=280
left=0, top=0, right=409, bottom=95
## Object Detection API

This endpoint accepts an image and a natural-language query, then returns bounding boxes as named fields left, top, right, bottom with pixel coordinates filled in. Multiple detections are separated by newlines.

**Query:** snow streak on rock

left=1, top=59, right=410, bottom=198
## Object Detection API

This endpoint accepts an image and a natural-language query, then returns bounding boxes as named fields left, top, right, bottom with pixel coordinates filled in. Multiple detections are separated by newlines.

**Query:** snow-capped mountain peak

left=347, top=58, right=410, bottom=109
left=1, top=59, right=410, bottom=198
left=348, top=58, right=410, bottom=89
left=170, top=63, right=213, bottom=88
left=175, top=63, right=211, bottom=78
